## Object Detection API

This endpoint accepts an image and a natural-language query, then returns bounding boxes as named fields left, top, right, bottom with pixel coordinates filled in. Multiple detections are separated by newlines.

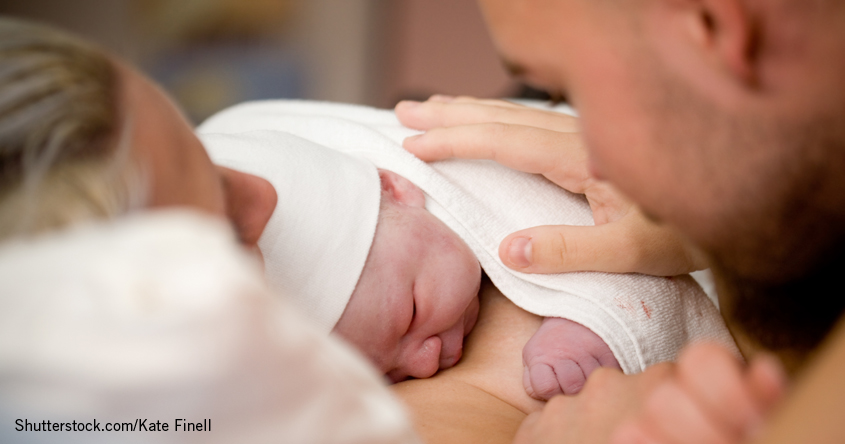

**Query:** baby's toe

left=527, top=363, right=565, bottom=400
left=554, top=359, right=588, bottom=395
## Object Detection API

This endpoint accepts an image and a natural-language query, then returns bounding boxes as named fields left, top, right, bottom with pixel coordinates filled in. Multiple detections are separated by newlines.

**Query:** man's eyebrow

left=500, top=57, right=569, bottom=105
left=501, top=58, right=527, bottom=78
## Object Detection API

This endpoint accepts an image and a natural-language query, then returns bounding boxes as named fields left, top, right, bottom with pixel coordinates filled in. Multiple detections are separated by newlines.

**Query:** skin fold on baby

left=332, top=169, right=621, bottom=399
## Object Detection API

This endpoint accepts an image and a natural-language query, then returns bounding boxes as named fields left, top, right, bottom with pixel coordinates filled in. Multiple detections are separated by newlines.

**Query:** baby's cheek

left=443, top=234, right=482, bottom=292
left=464, top=296, right=480, bottom=336
left=332, top=309, right=392, bottom=374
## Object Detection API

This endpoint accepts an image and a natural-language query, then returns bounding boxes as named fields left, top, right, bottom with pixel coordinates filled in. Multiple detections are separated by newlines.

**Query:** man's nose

left=218, top=166, right=277, bottom=247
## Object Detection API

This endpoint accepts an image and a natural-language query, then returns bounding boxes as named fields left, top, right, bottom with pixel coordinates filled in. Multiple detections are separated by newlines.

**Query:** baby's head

left=206, top=133, right=480, bottom=382
left=333, top=170, right=481, bottom=383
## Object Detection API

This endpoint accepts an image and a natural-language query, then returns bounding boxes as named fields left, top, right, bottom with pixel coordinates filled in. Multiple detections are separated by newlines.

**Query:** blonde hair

left=0, top=17, right=144, bottom=239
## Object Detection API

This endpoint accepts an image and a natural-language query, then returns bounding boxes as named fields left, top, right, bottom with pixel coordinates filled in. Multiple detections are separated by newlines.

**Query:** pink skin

left=523, top=317, right=621, bottom=399
left=611, top=343, right=787, bottom=444
left=333, top=170, right=482, bottom=383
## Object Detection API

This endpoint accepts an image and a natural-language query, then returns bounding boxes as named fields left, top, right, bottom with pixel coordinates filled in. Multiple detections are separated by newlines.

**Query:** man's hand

left=611, top=343, right=787, bottom=444
left=395, top=95, right=706, bottom=276
left=513, top=363, right=675, bottom=444
left=513, top=342, right=786, bottom=444
left=523, top=317, right=621, bottom=399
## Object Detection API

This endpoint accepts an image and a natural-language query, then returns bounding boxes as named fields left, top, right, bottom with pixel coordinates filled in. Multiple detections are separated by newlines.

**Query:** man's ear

left=378, top=169, right=426, bottom=208
left=650, top=0, right=758, bottom=87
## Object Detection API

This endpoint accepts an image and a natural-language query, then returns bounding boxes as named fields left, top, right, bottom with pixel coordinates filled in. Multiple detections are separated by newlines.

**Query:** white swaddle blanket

left=198, top=100, right=739, bottom=374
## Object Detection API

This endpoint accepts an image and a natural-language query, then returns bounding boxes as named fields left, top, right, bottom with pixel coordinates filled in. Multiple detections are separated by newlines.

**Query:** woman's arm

left=391, top=279, right=544, bottom=443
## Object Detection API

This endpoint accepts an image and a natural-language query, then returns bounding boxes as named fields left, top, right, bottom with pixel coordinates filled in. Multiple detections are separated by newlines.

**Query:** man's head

left=333, top=170, right=481, bottom=383
left=476, top=0, right=845, bottom=356
left=0, top=18, right=276, bottom=249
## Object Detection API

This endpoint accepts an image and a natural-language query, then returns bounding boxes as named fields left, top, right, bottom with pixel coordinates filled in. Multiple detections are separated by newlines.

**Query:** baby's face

left=333, top=170, right=481, bottom=383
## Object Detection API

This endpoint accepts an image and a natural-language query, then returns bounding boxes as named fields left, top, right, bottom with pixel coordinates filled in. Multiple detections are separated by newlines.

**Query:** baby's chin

left=460, top=261, right=483, bottom=337
left=464, top=297, right=481, bottom=338
left=440, top=348, right=463, bottom=370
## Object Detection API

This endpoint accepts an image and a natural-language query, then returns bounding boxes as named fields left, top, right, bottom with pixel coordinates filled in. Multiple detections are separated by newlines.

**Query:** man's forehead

left=478, top=0, right=626, bottom=47
left=478, top=0, right=582, bottom=24
left=477, top=0, right=585, bottom=69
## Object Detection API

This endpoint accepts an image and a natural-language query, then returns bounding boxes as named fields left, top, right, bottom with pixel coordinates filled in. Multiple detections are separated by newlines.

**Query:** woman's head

left=0, top=17, right=133, bottom=237
left=0, top=18, right=275, bottom=246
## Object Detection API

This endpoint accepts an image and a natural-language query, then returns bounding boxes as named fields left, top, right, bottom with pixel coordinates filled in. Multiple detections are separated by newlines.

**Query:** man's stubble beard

left=641, top=61, right=845, bottom=358
left=710, top=110, right=845, bottom=358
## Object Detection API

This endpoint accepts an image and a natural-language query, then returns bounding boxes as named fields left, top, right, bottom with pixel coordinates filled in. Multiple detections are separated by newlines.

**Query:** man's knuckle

left=552, top=231, right=574, bottom=269
left=483, top=121, right=511, bottom=140
left=546, top=394, right=569, bottom=412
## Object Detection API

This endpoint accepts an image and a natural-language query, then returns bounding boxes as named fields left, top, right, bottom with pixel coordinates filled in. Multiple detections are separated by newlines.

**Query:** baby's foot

left=522, top=317, right=620, bottom=400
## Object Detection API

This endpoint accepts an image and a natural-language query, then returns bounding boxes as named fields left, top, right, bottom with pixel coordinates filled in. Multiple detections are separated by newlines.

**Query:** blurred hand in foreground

left=513, top=362, right=673, bottom=444
left=512, top=342, right=786, bottom=444
left=611, top=343, right=787, bottom=444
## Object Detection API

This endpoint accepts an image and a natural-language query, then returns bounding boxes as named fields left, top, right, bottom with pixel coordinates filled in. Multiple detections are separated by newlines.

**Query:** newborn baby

left=334, top=167, right=620, bottom=391
left=201, top=125, right=619, bottom=395
left=198, top=100, right=737, bottom=400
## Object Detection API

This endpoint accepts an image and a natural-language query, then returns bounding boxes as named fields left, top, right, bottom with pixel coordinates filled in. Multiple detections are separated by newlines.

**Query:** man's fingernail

left=508, top=237, right=532, bottom=267
left=430, top=94, right=454, bottom=102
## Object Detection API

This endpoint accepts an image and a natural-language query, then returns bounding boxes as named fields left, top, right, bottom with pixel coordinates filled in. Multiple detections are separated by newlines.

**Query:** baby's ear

left=378, top=169, right=426, bottom=208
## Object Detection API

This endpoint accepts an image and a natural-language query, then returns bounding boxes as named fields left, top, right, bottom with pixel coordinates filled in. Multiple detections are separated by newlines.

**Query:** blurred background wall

left=0, top=0, right=522, bottom=124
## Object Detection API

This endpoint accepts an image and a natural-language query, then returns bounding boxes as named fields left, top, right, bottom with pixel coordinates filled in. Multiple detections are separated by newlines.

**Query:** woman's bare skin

left=391, top=277, right=545, bottom=444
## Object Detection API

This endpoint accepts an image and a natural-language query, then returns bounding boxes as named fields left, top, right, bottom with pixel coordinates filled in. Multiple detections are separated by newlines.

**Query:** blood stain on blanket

left=640, top=301, right=652, bottom=319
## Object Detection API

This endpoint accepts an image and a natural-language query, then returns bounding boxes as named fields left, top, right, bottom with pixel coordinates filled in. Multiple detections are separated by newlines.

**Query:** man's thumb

left=498, top=224, right=635, bottom=274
